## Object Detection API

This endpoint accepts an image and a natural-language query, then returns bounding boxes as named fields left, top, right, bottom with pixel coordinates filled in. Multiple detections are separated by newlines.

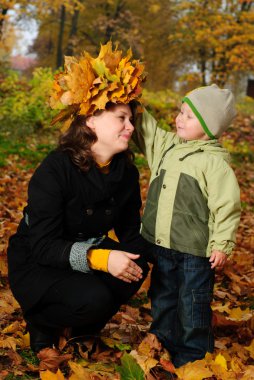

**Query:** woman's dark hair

left=58, top=102, right=135, bottom=172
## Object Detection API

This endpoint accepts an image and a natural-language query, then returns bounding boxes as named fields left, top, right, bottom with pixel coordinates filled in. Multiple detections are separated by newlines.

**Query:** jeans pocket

left=192, top=289, right=213, bottom=328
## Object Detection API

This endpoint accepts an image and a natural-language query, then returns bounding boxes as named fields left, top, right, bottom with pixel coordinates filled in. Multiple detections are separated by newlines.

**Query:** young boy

left=133, top=84, right=241, bottom=367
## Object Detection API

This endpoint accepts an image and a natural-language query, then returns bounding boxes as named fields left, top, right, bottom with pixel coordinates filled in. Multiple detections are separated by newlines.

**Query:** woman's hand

left=107, top=250, right=143, bottom=283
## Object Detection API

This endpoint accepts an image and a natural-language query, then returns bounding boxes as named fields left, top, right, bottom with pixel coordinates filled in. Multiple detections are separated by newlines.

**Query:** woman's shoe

left=26, top=322, right=58, bottom=353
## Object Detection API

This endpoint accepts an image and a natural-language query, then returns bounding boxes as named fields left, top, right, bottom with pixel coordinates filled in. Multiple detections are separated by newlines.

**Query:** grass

left=4, top=374, right=39, bottom=380
left=19, top=349, right=39, bottom=367
left=0, top=134, right=56, bottom=168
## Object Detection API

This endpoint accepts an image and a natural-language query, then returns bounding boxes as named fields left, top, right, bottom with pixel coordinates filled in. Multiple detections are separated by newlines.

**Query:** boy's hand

left=209, top=250, right=227, bottom=269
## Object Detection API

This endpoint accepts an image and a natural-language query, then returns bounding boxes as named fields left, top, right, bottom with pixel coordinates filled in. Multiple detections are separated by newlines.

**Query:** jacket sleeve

left=132, top=108, right=177, bottom=168
left=113, top=166, right=144, bottom=253
left=206, top=158, right=241, bottom=255
left=26, top=153, right=95, bottom=272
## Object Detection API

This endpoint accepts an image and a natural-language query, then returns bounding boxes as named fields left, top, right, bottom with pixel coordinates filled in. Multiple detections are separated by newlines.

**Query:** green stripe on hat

left=182, top=96, right=215, bottom=139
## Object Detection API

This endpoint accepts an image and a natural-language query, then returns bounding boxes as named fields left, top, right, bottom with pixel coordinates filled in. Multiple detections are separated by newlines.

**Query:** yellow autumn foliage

left=40, top=369, right=65, bottom=380
left=49, top=41, right=146, bottom=129
left=214, top=353, right=228, bottom=370
left=68, top=361, right=92, bottom=380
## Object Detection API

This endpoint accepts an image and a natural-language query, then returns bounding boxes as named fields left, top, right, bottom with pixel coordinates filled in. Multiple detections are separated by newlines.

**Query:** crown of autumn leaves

left=49, top=41, right=146, bottom=129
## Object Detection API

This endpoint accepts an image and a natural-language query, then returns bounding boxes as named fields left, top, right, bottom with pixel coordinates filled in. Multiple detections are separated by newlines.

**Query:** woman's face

left=87, top=104, right=134, bottom=156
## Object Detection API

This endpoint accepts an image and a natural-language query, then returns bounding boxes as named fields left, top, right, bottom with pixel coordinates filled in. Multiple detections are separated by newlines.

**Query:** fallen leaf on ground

left=37, top=347, right=72, bottom=372
left=40, top=368, right=66, bottom=380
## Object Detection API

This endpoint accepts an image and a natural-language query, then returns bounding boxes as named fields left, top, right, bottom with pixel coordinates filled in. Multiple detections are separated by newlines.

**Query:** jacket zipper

left=156, top=144, right=175, bottom=176
left=179, top=148, right=204, bottom=161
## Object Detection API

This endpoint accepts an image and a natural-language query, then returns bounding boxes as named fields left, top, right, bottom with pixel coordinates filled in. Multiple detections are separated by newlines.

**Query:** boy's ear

left=86, top=116, right=95, bottom=129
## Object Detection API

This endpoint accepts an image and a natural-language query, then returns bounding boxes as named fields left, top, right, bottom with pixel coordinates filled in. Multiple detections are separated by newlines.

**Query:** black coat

left=7, top=150, right=144, bottom=313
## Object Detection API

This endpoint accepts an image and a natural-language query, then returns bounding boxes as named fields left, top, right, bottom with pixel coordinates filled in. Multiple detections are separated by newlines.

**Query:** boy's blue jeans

left=148, top=245, right=215, bottom=368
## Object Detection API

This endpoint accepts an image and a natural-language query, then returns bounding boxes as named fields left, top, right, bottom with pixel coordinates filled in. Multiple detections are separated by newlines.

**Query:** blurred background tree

left=169, top=0, right=254, bottom=91
left=1, top=0, right=254, bottom=90
left=0, top=0, right=253, bottom=136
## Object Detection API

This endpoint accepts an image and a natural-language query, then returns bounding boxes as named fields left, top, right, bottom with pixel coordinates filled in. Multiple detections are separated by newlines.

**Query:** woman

left=7, top=42, right=148, bottom=352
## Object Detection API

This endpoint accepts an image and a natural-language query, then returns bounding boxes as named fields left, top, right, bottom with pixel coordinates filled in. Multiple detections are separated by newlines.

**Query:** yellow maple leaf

left=130, top=349, right=158, bottom=375
left=86, top=88, right=96, bottom=100
left=98, top=81, right=108, bottom=91
left=51, top=106, right=77, bottom=126
left=230, top=356, right=246, bottom=373
left=16, top=331, right=30, bottom=349
left=78, top=100, right=90, bottom=115
left=209, top=364, right=237, bottom=380
left=175, top=359, right=213, bottom=380
left=40, top=369, right=65, bottom=380
left=97, top=41, right=122, bottom=73
left=90, top=58, right=107, bottom=77
left=64, top=61, right=93, bottom=104
left=2, top=321, right=20, bottom=334
left=64, top=55, right=78, bottom=72
left=211, top=301, right=231, bottom=313
left=60, top=91, right=73, bottom=106
left=245, top=338, right=254, bottom=359
left=0, top=299, right=16, bottom=314
left=49, top=41, right=146, bottom=124
left=129, top=77, right=138, bottom=90
left=204, top=352, right=214, bottom=363
left=123, top=70, right=135, bottom=85
left=241, top=366, right=254, bottom=380
left=138, top=341, right=151, bottom=357
left=215, top=353, right=228, bottom=370
left=228, top=307, right=253, bottom=321
left=79, top=58, right=95, bottom=89
left=118, top=50, right=132, bottom=71
left=0, top=336, right=17, bottom=351
left=61, top=118, right=73, bottom=133
left=68, top=361, right=91, bottom=380
left=91, top=91, right=109, bottom=110
left=107, top=81, right=119, bottom=93
left=132, top=64, right=145, bottom=79
left=232, top=342, right=250, bottom=362
left=0, top=257, right=8, bottom=276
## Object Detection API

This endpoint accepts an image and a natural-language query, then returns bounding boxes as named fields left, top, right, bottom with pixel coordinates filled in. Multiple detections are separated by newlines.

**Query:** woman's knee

left=72, top=286, right=115, bottom=325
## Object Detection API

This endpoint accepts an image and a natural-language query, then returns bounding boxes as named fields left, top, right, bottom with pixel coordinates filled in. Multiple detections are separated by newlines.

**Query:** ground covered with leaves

left=0, top=113, right=254, bottom=380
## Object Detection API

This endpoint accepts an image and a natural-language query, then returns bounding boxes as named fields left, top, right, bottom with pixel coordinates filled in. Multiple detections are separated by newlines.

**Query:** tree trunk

left=56, top=5, right=66, bottom=68
left=104, top=0, right=125, bottom=43
left=65, top=8, right=79, bottom=56
left=241, top=1, right=253, bottom=11
left=199, top=48, right=207, bottom=86
left=0, top=8, right=8, bottom=39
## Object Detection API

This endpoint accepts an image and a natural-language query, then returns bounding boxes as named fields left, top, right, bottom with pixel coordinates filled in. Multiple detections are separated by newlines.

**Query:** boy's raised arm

left=132, top=108, right=171, bottom=168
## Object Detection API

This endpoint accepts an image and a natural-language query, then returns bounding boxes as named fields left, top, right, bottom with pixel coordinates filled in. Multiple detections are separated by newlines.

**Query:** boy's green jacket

left=133, top=109, right=241, bottom=257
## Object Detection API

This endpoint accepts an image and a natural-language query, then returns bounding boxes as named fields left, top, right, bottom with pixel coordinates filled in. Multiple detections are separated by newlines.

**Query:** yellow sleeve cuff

left=87, top=249, right=111, bottom=272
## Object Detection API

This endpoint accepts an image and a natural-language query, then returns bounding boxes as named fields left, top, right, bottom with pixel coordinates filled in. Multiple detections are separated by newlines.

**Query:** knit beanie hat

left=182, top=84, right=237, bottom=139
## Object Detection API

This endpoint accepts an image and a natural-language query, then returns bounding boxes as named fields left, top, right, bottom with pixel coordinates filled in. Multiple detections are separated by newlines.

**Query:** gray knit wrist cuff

left=69, top=236, right=105, bottom=273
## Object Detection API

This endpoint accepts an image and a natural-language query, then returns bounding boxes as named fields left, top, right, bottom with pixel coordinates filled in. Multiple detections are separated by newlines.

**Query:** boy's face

left=176, top=102, right=209, bottom=141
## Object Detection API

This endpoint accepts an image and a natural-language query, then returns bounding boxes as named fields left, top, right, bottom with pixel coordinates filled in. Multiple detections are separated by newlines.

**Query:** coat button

left=162, top=184, right=166, bottom=189
left=86, top=208, right=93, bottom=215
left=156, top=239, right=161, bottom=244
left=105, top=209, right=112, bottom=215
